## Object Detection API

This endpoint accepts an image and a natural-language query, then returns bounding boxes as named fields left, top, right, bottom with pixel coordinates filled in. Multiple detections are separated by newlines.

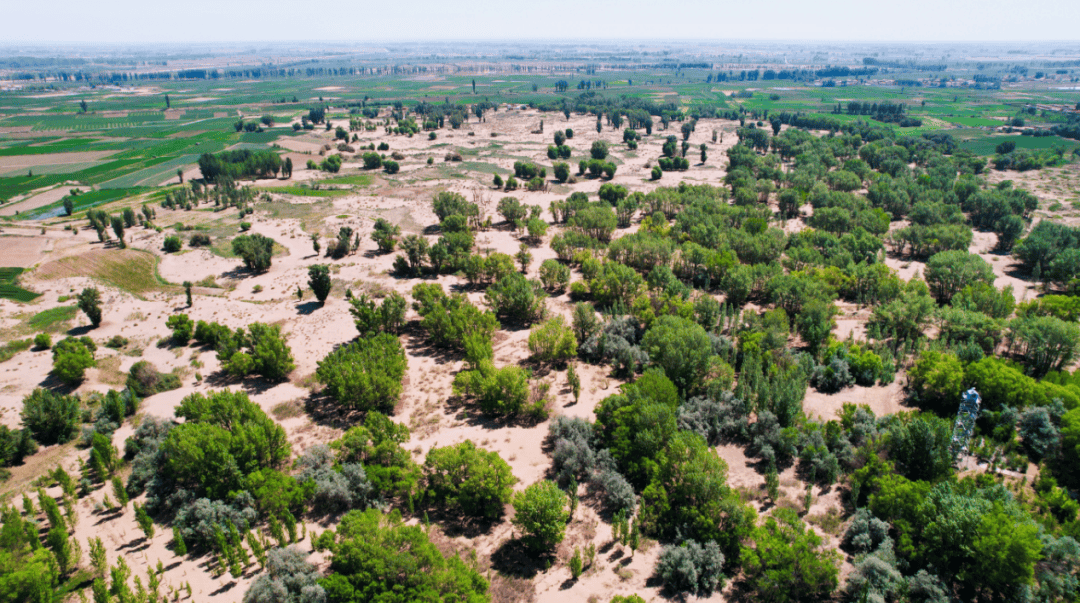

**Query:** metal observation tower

left=950, top=388, right=981, bottom=461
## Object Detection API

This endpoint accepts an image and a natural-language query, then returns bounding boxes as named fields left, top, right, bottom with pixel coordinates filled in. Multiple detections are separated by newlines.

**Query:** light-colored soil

left=0, top=184, right=91, bottom=216
left=0, top=106, right=1062, bottom=603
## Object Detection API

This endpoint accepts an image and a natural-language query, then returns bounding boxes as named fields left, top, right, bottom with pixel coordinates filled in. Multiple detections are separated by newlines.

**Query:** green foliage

left=412, top=283, right=499, bottom=351
left=231, top=234, right=275, bottom=273
left=166, top=313, right=193, bottom=344
left=1009, top=314, right=1080, bottom=377
left=158, top=389, right=291, bottom=501
left=485, top=273, right=546, bottom=325
left=20, top=387, right=80, bottom=445
left=423, top=440, right=516, bottom=519
left=740, top=508, right=840, bottom=603
left=887, top=413, right=954, bottom=482
left=126, top=360, right=180, bottom=397
left=308, top=264, right=332, bottom=303
left=332, top=412, right=420, bottom=498
left=349, top=292, right=407, bottom=336
left=924, top=250, right=995, bottom=303
left=527, top=316, right=578, bottom=364
left=538, top=259, right=570, bottom=292
left=77, top=287, right=102, bottom=327
left=219, top=322, right=295, bottom=381
left=316, top=333, right=407, bottom=414
left=318, top=508, right=489, bottom=602
left=453, top=359, right=543, bottom=419
left=640, top=430, right=756, bottom=560
left=569, top=204, right=617, bottom=242
left=641, top=315, right=715, bottom=396
left=512, top=480, right=570, bottom=551
left=51, top=336, right=96, bottom=385
left=371, top=218, right=401, bottom=253
left=908, top=351, right=966, bottom=413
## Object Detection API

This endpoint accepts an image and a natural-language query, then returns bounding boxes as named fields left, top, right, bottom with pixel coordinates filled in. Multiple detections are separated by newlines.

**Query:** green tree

left=184, top=280, right=193, bottom=307
left=740, top=508, right=840, bottom=603
left=78, top=287, right=103, bottom=327
left=512, top=480, right=570, bottom=551
left=318, top=509, right=489, bottom=601
left=308, top=264, right=332, bottom=304
left=924, top=250, right=995, bottom=304
left=485, top=273, right=546, bottom=325
left=231, top=234, right=275, bottom=273
left=20, top=388, right=80, bottom=445
left=423, top=441, right=517, bottom=519
left=51, top=336, right=96, bottom=386
left=110, top=215, right=125, bottom=248
left=134, top=503, right=154, bottom=540
left=528, top=316, right=578, bottom=364
left=166, top=313, right=193, bottom=344
left=350, top=292, right=407, bottom=336
left=641, top=315, right=714, bottom=396
left=316, top=333, right=407, bottom=413
left=371, top=218, right=401, bottom=253
left=1008, top=314, right=1080, bottom=377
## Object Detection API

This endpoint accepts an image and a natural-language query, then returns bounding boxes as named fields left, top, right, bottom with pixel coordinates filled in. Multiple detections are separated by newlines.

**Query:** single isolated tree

left=78, top=287, right=103, bottom=327
left=308, top=264, right=332, bottom=304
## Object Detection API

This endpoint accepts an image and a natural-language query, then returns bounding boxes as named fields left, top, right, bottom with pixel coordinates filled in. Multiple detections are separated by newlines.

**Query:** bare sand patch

left=0, top=235, right=49, bottom=267
left=0, top=151, right=116, bottom=170
left=803, top=380, right=906, bottom=422
left=163, top=108, right=185, bottom=120
left=313, top=86, right=345, bottom=91
left=275, top=138, right=325, bottom=154
left=187, top=96, right=219, bottom=103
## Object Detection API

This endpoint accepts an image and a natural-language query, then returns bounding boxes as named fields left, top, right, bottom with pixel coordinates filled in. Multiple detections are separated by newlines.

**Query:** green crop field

left=0, top=267, right=40, bottom=302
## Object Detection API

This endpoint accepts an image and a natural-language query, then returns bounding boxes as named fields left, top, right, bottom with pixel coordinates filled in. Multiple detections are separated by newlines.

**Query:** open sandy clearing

left=0, top=235, right=50, bottom=268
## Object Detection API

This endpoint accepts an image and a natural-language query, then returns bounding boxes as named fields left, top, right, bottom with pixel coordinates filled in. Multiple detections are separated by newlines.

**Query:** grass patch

left=271, top=399, right=305, bottom=420
left=318, top=173, right=374, bottom=187
left=265, top=185, right=352, bottom=198
left=0, top=267, right=40, bottom=302
left=0, top=339, right=32, bottom=364
left=27, top=305, right=77, bottom=332
left=33, top=248, right=172, bottom=297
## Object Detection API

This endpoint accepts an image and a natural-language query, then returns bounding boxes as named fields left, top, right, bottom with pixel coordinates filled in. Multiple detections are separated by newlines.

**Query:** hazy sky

left=6, top=0, right=1079, bottom=44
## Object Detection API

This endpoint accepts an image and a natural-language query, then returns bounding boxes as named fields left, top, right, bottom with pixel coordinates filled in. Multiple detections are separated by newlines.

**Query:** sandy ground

left=0, top=107, right=1056, bottom=603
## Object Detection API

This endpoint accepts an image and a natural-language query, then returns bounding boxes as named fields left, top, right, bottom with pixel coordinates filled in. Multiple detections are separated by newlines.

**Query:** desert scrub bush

left=296, top=444, right=373, bottom=514
left=538, top=259, right=570, bottom=292
left=189, top=233, right=212, bottom=247
left=485, top=272, right=546, bottom=325
left=33, top=333, right=51, bottom=349
left=165, top=313, right=194, bottom=344
left=655, top=540, right=725, bottom=597
left=528, top=316, right=578, bottom=364
left=243, top=546, right=325, bottom=603
left=51, top=336, right=96, bottom=385
left=411, top=283, right=499, bottom=351
left=512, top=480, right=570, bottom=552
left=126, top=361, right=181, bottom=398
left=422, top=440, right=517, bottom=519
left=231, top=233, right=275, bottom=273
left=163, top=235, right=182, bottom=253
left=350, top=292, right=407, bottom=336
left=217, top=322, right=295, bottom=381
left=316, top=333, right=406, bottom=413
left=453, top=360, right=546, bottom=419
left=20, top=388, right=80, bottom=445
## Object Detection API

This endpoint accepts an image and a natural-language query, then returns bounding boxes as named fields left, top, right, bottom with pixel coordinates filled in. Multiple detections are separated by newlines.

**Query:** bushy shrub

left=231, top=234, right=275, bottom=272
left=243, top=547, right=326, bottom=603
left=591, top=467, right=636, bottom=516
left=190, top=233, right=212, bottom=247
left=126, top=361, right=180, bottom=397
left=512, top=480, right=570, bottom=551
left=1019, top=406, right=1060, bottom=460
left=174, top=494, right=258, bottom=549
left=51, top=336, right=96, bottom=385
left=423, top=440, right=516, bottom=519
left=677, top=392, right=749, bottom=446
left=528, top=316, right=577, bottom=364
left=548, top=416, right=596, bottom=485
left=20, top=388, right=80, bottom=445
left=842, top=508, right=891, bottom=554
left=163, top=235, right=182, bottom=252
left=485, top=273, right=546, bottom=325
left=655, top=540, right=725, bottom=597
left=452, top=360, right=545, bottom=419
left=538, top=259, right=570, bottom=292
left=811, top=357, right=854, bottom=393
left=166, top=313, right=194, bottom=344
left=296, top=444, right=373, bottom=514
left=316, top=333, right=406, bottom=413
